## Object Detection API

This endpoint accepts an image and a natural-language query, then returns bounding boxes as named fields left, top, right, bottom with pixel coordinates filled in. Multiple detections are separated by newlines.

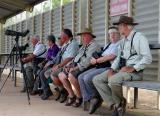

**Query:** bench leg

left=134, top=87, right=138, bottom=108
left=126, top=87, right=131, bottom=104
left=158, top=91, right=160, bottom=110
left=14, top=70, right=17, bottom=87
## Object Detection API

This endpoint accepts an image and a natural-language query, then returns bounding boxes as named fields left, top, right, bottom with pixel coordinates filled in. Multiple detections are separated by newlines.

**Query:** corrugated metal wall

left=51, top=7, right=61, bottom=38
left=133, top=0, right=159, bottom=81
left=90, top=0, right=106, bottom=46
left=63, top=2, right=72, bottom=30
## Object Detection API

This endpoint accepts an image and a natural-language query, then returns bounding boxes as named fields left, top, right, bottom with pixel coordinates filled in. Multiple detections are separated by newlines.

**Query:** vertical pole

left=72, top=0, right=76, bottom=36
left=157, top=91, right=160, bottom=110
left=158, top=0, right=160, bottom=81
left=105, top=0, right=109, bottom=45
left=128, top=0, right=133, bottom=17
left=60, top=0, right=63, bottom=32
left=134, top=87, right=138, bottom=108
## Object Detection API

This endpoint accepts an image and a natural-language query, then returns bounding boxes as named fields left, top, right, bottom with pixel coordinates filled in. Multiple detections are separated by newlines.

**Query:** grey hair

left=31, top=35, right=40, bottom=41
left=127, top=25, right=134, bottom=30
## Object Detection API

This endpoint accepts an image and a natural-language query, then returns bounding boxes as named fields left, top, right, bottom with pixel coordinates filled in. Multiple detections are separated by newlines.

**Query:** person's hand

left=120, top=66, right=135, bottom=73
left=69, top=67, right=75, bottom=72
left=90, top=57, right=97, bottom=65
left=107, top=69, right=114, bottom=77
left=21, top=58, right=26, bottom=63
left=52, top=65, right=59, bottom=71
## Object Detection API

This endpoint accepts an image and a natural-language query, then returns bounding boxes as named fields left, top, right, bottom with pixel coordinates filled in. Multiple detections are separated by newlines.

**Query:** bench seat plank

left=123, top=81, right=160, bottom=91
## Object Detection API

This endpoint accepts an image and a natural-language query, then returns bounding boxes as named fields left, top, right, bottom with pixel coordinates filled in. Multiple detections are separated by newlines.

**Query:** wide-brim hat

left=77, top=27, right=96, bottom=38
left=113, top=16, right=138, bottom=25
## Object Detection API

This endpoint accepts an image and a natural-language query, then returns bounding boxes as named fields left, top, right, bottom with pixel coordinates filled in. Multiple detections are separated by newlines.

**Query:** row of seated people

left=21, top=16, right=152, bottom=116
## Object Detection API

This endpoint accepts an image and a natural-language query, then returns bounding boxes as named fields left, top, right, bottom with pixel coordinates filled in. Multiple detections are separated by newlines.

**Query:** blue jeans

left=78, top=68, right=107, bottom=102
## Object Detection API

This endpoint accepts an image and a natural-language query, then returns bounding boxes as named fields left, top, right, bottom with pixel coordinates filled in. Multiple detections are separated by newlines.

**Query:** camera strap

left=121, top=32, right=137, bottom=59
left=102, top=43, right=111, bottom=52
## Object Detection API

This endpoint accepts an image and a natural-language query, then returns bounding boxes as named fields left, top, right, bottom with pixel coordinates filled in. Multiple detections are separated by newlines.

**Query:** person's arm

left=133, top=33, right=152, bottom=71
left=96, top=54, right=116, bottom=63
left=58, top=57, right=73, bottom=68
left=22, top=54, right=36, bottom=63
left=77, top=43, right=101, bottom=71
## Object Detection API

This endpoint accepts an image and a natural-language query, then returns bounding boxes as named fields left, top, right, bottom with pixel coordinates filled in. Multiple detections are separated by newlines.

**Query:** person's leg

left=40, top=68, right=53, bottom=100
left=83, top=68, right=106, bottom=99
left=78, top=69, right=94, bottom=102
left=21, top=66, right=34, bottom=92
left=108, top=71, right=142, bottom=107
left=68, top=73, right=81, bottom=98
left=25, top=66, right=34, bottom=89
left=68, top=70, right=82, bottom=107
left=51, top=68, right=68, bottom=103
left=93, top=71, right=114, bottom=108
left=59, top=72, right=74, bottom=98
left=59, top=72, right=76, bottom=106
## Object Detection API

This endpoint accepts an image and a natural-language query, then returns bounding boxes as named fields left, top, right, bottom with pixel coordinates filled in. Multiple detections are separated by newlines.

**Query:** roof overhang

left=0, top=0, right=46, bottom=24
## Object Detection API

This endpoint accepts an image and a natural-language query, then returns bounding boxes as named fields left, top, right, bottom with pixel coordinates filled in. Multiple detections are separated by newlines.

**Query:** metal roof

left=0, top=0, right=46, bottom=23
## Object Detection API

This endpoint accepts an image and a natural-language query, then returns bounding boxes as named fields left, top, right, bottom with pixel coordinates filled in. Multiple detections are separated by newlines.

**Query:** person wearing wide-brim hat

left=93, top=15, right=152, bottom=116
left=77, top=27, right=96, bottom=39
left=58, top=27, right=101, bottom=107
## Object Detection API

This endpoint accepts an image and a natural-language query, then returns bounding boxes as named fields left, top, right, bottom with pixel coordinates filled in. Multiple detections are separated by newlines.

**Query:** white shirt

left=111, top=30, right=152, bottom=71
left=33, top=42, right=46, bottom=58
left=102, top=42, right=119, bottom=56
left=61, top=39, right=79, bottom=60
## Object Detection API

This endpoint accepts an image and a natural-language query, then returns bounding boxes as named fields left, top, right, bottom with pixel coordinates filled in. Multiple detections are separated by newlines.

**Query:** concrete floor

left=0, top=75, right=160, bottom=116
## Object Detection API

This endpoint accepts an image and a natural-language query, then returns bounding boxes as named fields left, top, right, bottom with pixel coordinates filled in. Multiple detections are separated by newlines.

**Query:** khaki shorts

left=44, top=67, right=63, bottom=79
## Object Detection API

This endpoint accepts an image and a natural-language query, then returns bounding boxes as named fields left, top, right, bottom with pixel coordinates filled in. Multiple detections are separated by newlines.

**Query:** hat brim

left=77, top=32, right=96, bottom=38
left=113, top=22, right=139, bottom=25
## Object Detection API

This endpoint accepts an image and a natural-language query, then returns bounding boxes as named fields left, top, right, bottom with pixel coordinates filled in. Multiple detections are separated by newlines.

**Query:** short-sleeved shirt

left=46, top=44, right=59, bottom=61
left=102, top=42, right=119, bottom=57
left=61, top=39, right=79, bottom=60
left=33, top=42, right=46, bottom=58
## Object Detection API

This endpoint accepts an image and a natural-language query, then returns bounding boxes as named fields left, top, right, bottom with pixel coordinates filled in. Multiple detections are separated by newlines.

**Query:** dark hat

left=47, top=35, right=56, bottom=43
left=63, top=29, right=73, bottom=38
left=77, top=27, right=96, bottom=38
left=113, top=16, right=138, bottom=25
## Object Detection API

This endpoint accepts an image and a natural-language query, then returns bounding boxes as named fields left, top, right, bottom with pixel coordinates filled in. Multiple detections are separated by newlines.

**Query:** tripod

left=0, top=35, right=31, bottom=105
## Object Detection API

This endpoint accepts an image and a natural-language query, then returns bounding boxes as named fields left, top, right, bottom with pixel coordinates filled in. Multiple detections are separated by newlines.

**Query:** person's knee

left=84, top=76, right=92, bottom=85
left=59, top=72, right=67, bottom=82
left=92, top=75, right=101, bottom=86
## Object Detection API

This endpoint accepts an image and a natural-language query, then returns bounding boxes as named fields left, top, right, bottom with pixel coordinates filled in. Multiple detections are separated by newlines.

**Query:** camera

left=5, top=29, right=29, bottom=37
left=119, top=57, right=126, bottom=69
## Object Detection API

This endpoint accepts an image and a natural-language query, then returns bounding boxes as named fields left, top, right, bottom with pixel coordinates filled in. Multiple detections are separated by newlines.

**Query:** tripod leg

left=15, top=38, right=31, bottom=105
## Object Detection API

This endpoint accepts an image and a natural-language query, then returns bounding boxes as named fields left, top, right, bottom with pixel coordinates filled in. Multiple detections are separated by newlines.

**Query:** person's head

left=108, top=26, right=120, bottom=43
left=57, top=37, right=63, bottom=47
left=77, top=27, right=96, bottom=45
left=47, top=35, right=56, bottom=47
left=60, top=29, right=73, bottom=44
left=31, top=35, right=40, bottom=46
left=113, top=16, right=138, bottom=37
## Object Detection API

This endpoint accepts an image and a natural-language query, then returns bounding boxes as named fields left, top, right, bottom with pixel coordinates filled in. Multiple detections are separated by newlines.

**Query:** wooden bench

left=122, top=43, right=160, bottom=110
left=123, top=81, right=160, bottom=110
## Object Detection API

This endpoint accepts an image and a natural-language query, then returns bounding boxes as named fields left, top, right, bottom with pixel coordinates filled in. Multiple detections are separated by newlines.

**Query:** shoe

left=117, top=98, right=127, bottom=116
left=41, top=90, right=53, bottom=100
left=53, top=87, right=61, bottom=101
left=89, top=98, right=102, bottom=114
left=83, top=101, right=90, bottom=111
left=111, top=107, right=119, bottom=116
left=72, top=97, right=83, bottom=107
left=65, top=96, right=76, bottom=106
left=59, top=89, right=68, bottom=103
left=30, top=90, right=39, bottom=96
